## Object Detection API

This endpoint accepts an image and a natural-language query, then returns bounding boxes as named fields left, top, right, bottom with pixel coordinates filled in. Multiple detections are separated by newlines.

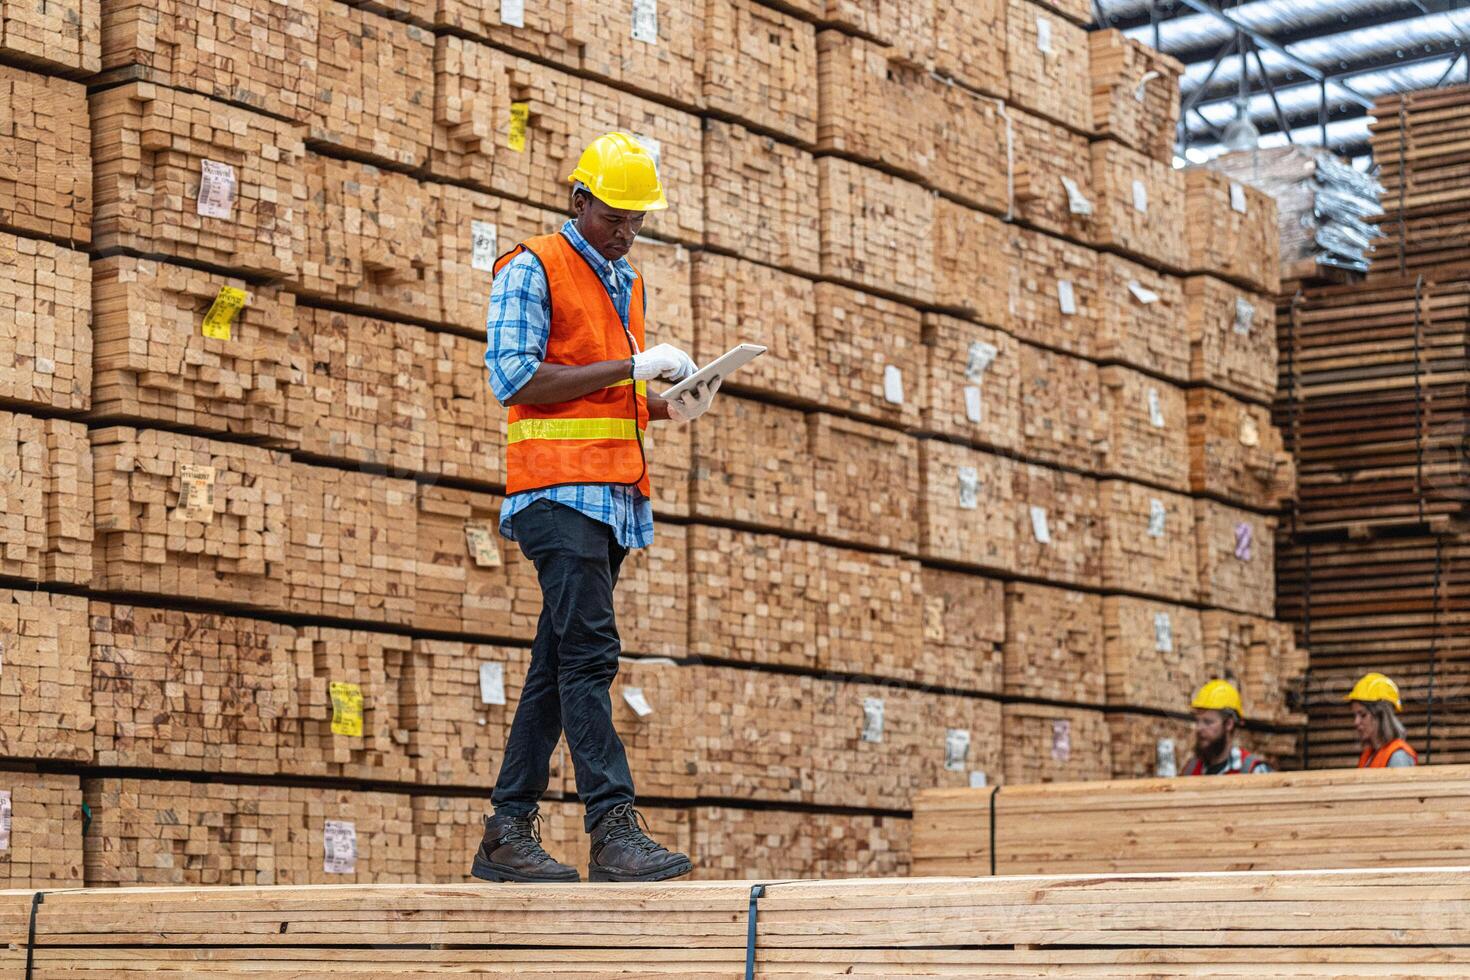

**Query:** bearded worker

left=1180, top=679, right=1272, bottom=776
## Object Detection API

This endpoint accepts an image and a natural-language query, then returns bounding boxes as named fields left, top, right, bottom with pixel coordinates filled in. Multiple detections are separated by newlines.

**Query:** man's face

left=574, top=192, right=645, bottom=261
left=1193, top=709, right=1230, bottom=760
left=1352, top=702, right=1375, bottom=746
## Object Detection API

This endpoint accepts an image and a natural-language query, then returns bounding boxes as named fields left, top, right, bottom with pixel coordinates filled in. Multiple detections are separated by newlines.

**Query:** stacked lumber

left=1194, top=499, right=1276, bottom=617
left=410, top=794, right=485, bottom=882
left=92, top=258, right=296, bottom=446
left=1184, top=168, right=1281, bottom=295
left=1001, top=703, right=1111, bottom=783
left=1009, top=107, right=1093, bottom=240
left=812, top=282, right=925, bottom=428
left=818, top=157, right=935, bottom=303
left=1200, top=611, right=1307, bottom=727
left=1003, top=582, right=1104, bottom=703
left=690, top=397, right=816, bottom=534
left=409, top=642, right=533, bottom=788
left=1104, top=710, right=1196, bottom=778
left=611, top=522, right=689, bottom=659
left=1013, top=463, right=1101, bottom=587
left=1001, top=225, right=1098, bottom=358
left=91, top=427, right=289, bottom=606
left=1103, top=596, right=1204, bottom=714
left=1370, top=83, right=1470, bottom=278
left=1187, top=275, right=1278, bottom=403
left=608, top=658, right=701, bottom=800
left=919, top=567, right=1005, bottom=694
left=413, top=487, right=537, bottom=639
left=920, top=314, right=1021, bottom=452
left=0, top=67, right=90, bottom=242
left=1100, top=481, right=1198, bottom=602
left=688, top=805, right=910, bottom=880
left=0, top=590, right=92, bottom=762
left=83, top=778, right=416, bottom=885
left=813, top=545, right=923, bottom=680
left=0, top=771, right=82, bottom=887
left=1088, top=30, right=1181, bottom=163
left=1099, top=366, right=1189, bottom=491
left=1005, top=0, right=1091, bottom=134
left=704, top=0, right=816, bottom=142
left=1187, top=387, right=1295, bottom=509
left=1090, top=139, right=1187, bottom=271
left=809, top=414, right=919, bottom=552
left=0, top=0, right=98, bottom=72
left=90, top=83, right=308, bottom=277
left=918, top=440, right=1019, bottom=569
left=692, top=253, right=821, bottom=405
left=914, top=766, right=1470, bottom=877
left=0, top=413, right=92, bottom=585
left=931, top=197, right=1009, bottom=322
left=1096, top=252, right=1190, bottom=382
left=1018, top=342, right=1103, bottom=471
left=933, top=0, right=1007, bottom=98
left=702, top=120, right=820, bottom=275
left=0, top=234, right=90, bottom=413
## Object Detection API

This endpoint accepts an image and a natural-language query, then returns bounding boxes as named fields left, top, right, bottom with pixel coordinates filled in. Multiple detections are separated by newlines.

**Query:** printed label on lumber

left=964, top=385, right=983, bottom=423
left=1057, top=280, right=1077, bottom=315
left=507, top=102, right=530, bottom=152
left=1234, top=521, right=1253, bottom=561
left=197, top=160, right=237, bottom=219
left=945, top=728, right=971, bottom=771
left=1035, top=15, right=1052, bottom=53
left=1132, top=179, right=1149, bottom=213
left=623, top=686, right=653, bottom=717
left=1147, top=498, right=1166, bottom=538
left=470, top=222, right=499, bottom=273
left=924, top=596, right=947, bottom=642
left=0, top=789, right=9, bottom=851
left=1128, top=280, right=1159, bottom=304
left=1147, top=388, right=1165, bottom=428
left=329, top=682, right=364, bottom=737
left=957, top=467, right=979, bottom=510
left=1233, top=297, right=1255, bottom=335
left=1154, top=612, right=1173, bottom=652
left=862, top=697, right=885, bottom=743
left=883, top=365, right=905, bottom=404
left=464, top=523, right=502, bottom=567
left=1030, top=505, right=1052, bottom=544
left=968, top=770, right=988, bottom=788
left=499, top=0, right=524, bottom=27
left=1051, top=719, right=1071, bottom=761
left=479, top=662, right=506, bottom=706
left=1230, top=182, right=1248, bottom=214
left=201, top=286, right=248, bottom=341
left=1156, top=737, right=1178, bottom=777
left=632, top=0, right=658, bottom=43
left=1239, top=413, right=1259, bottom=447
left=323, top=819, right=357, bottom=874
left=174, top=464, right=217, bottom=523
left=966, top=341, right=998, bottom=380
left=1061, top=176, right=1093, bottom=216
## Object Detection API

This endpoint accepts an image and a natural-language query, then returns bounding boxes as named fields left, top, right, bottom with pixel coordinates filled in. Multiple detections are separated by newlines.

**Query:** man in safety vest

left=1180, top=680, right=1272, bottom=776
left=1348, top=672, right=1418, bottom=768
left=472, top=133, right=713, bottom=884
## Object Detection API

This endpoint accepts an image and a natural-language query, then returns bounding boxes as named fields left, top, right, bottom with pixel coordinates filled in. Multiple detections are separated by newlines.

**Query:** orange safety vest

left=494, top=233, right=651, bottom=498
left=1358, top=738, right=1418, bottom=769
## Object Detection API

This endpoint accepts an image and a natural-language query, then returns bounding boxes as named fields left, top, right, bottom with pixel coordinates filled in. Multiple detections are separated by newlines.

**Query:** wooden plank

left=0, top=414, right=91, bottom=587
left=1089, top=29, right=1182, bottom=164
left=0, top=592, right=91, bottom=763
left=0, top=233, right=89, bottom=414
left=0, top=67, right=90, bottom=243
left=0, top=771, right=82, bottom=888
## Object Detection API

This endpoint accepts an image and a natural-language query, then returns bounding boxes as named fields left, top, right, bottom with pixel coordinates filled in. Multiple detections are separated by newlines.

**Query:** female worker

left=1347, top=672, right=1418, bottom=768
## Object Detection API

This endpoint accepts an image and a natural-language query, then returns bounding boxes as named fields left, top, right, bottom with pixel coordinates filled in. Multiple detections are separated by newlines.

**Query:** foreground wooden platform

left=914, top=765, right=1470, bottom=877
left=5, top=868, right=1470, bottom=975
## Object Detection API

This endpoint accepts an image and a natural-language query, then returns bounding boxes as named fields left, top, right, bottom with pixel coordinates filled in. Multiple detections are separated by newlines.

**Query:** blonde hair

left=1367, top=699, right=1407, bottom=746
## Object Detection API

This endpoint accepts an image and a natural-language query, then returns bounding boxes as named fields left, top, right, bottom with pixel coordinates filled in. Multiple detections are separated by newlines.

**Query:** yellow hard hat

left=568, top=132, right=667, bottom=212
left=1346, top=672, right=1402, bottom=712
left=1191, top=679, right=1245, bottom=720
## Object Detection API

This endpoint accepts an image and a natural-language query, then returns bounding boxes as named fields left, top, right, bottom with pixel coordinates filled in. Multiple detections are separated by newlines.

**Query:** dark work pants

left=492, top=499, right=635, bottom=832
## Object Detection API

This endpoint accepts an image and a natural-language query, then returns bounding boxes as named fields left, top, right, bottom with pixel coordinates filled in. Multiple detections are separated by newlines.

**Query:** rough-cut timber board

left=690, top=395, right=817, bottom=535
left=1194, top=497, right=1276, bottom=618
left=1099, top=365, right=1189, bottom=491
left=1184, top=166, right=1281, bottom=295
left=0, top=66, right=90, bottom=243
left=0, top=234, right=90, bottom=413
left=920, top=567, right=1005, bottom=694
left=1099, top=480, right=1199, bottom=603
left=1186, top=275, right=1277, bottom=403
left=0, top=0, right=99, bottom=72
left=918, top=439, right=1018, bottom=571
left=933, top=0, right=1007, bottom=98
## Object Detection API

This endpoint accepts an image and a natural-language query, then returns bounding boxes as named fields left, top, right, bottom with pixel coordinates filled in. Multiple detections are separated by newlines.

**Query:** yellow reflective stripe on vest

left=607, top=379, right=648, bottom=394
left=507, top=417, right=642, bottom=444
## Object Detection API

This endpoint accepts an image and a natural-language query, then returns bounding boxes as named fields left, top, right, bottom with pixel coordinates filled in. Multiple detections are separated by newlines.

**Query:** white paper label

left=1234, top=521, right=1254, bottom=561
left=1156, top=738, right=1179, bottom=778
left=499, top=0, right=524, bottom=26
left=1127, top=280, right=1160, bottom=305
left=1154, top=612, right=1173, bottom=653
left=478, top=662, right=506, bottom=706
left=883, top=365, right=905, bottom=404
left=1146, top=387, right=1165, bottom=428
left=1030, top=505, right=1051, bottom=544
left=1057, top=279, right=1077, bottom=316
left=966, top=340, right=998, bottom=381
left=862, top=697, right=885, bottom=743
left=633, top=133, right=662, bottom=174
left=1132, top=179, right=1149, bottom=213
left=631, top=0, right=658, bottom=43
left=944, top=729, right=971, bottom=772
left=1036, top=14, right=1052, bottom=53
left=1051, top=719, right=1071, bottom=761
left=1239, top=413, right=1260, bottom=447
left=1230, top=181, right=1248, bottom=214
left=197, top=160, right=237, bottom=219
left=623, top=686, right=653, bottom=718
left=0, top=790, right=9, bottom=851
left=471, top=221, right=499, bottom=273
left=1147, top=498, right=1167, bottom=538
left=968, top=770, right=988, bottom=788
left=323, top=820, right=357, bottom=874
left=1135, top=69, right=1161, bottom=103
left=1060, top=176, right=1093, bottom=216
left=957, top=466, right=979, bottom=511
left=964, top=385, right=983, bottom=424
left=1234, top=297, right=1256, bottom=335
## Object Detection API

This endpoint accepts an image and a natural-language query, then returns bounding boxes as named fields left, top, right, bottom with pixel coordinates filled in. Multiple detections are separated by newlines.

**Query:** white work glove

left=665, top=379, right=720, bottom=423
left=632, top=343, right=697, bottom=382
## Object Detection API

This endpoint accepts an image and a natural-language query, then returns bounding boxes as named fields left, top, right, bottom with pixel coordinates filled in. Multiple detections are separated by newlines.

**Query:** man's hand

left=632, top=343, right=697, bottom=382
left=665, top=379, right=720, bottom=423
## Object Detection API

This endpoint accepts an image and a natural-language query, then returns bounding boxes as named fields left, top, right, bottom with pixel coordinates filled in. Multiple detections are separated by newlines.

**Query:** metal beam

left=1183, top=43, right=1468, bottom=108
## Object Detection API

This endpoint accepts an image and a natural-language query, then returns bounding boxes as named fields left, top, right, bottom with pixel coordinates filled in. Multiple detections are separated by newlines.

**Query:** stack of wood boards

left=5, top=870, right=1470, bottom=975
left=1371, top=83, right=1470, bottom=279
left=914, top=764, right=1470, bottom=875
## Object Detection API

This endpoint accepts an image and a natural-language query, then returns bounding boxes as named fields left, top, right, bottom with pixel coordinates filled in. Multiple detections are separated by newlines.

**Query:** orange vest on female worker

left=494, top=232, right=651, bottom=498
left=1358, top=738, right=1418, bottom=768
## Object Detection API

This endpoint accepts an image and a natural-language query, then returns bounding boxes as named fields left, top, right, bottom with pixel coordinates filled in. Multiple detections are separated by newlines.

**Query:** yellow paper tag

left=464, top=523, right=502, bottom=568
left=508, top=102, right=530, bottom=152
left=175, top=463, right=217, bottom=523
left=330, top=682, right=364, bottom=737
left=201, top=286, right=248, bottom=341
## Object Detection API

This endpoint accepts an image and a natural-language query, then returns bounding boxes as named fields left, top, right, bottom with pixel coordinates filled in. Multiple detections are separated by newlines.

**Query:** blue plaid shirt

left=485, top=220, right=655, bottom=550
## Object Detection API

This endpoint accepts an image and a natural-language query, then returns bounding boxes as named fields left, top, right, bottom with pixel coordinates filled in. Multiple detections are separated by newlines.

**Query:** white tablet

left=662, top=343, right=767, bottom=399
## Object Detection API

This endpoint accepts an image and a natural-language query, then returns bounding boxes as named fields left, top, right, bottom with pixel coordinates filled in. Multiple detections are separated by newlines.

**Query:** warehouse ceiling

left=1092, top=0, right=1470, bottom=166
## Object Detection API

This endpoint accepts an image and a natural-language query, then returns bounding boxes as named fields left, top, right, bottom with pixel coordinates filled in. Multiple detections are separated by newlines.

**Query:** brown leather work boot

left=471, top=810, right=579, bottom=883
left=587, top=802, right=693, bottom=882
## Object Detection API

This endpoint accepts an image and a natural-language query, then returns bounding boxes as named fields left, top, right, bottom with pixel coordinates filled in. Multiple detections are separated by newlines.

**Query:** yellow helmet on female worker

left=1346, top=672, right=1402, bottom=712
left=568, top=132, right=667, bottom=211
left=1191, top=679, right=1245, bottom=720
